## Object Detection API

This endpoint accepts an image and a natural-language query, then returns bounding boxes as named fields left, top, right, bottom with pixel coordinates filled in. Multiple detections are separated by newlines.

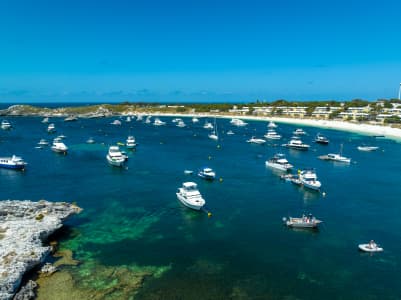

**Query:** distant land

left=1, top=99, right=401, bottom=126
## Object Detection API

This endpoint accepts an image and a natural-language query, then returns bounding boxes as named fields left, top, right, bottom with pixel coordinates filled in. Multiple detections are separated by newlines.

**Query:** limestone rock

left=0, top=200, right=81, bottom=300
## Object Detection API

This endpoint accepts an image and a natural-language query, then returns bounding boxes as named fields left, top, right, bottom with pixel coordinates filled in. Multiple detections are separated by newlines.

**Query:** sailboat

left=208, top=117, right=218, bottom=140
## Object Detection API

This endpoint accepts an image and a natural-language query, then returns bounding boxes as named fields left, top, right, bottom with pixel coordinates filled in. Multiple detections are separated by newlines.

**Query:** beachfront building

left=339, top=106, right=371, bottom=121
left=229, top=106, right=250, bottom=115
left=273, top=106, right=308, bottom=118
left=252, top=106, right=274, bottom=116
left=311, top=106, right=342, bottom=119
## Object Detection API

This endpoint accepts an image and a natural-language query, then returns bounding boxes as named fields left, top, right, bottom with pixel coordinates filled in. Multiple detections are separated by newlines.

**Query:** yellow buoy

left=208, top=212, right=212, bottom=217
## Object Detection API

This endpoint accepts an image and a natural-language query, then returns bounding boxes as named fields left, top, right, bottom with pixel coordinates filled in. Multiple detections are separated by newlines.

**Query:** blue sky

left=1, top=0, right=401, bottom=103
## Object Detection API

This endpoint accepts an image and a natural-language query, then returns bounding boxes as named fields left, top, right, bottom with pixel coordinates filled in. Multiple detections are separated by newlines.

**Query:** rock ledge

left=0, top=200, right=81, bottom=300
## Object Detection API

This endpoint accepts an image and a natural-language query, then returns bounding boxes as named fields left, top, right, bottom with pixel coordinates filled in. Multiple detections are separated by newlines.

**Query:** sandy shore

left=152, top=112, right=401, bottom=141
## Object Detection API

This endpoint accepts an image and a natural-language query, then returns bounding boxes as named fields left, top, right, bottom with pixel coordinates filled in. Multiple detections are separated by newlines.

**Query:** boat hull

left=0, top=163, right=25, bottom=170
left=106, top=155, right=125, bottom=167
left=176, top=193, right=204, bottom=210
left=287, top=146, right=309, bottom=150
left=266, top=162, right=292, bottom=172
left=51, top=147, right=67, bottom=154
left=358, top=244, right=383, bottom=252
left=302, top=181, right=321, bottom=191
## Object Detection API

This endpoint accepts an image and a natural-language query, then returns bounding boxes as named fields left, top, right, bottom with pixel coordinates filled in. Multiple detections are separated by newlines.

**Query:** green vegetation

left=2, top=98, right=400, bottom=126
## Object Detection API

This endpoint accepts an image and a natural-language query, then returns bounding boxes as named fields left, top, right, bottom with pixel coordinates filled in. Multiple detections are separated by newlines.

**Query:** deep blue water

left=1, top=116, right=401, bottom=299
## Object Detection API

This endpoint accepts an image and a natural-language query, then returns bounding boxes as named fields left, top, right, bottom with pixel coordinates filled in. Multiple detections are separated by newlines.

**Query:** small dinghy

left=184, top=170, right=193, bottom=175
left=358, top=240, right=383, bottom=252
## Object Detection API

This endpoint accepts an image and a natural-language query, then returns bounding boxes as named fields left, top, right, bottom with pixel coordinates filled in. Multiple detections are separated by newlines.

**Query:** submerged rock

left=0, top=200, right=82, bottom=300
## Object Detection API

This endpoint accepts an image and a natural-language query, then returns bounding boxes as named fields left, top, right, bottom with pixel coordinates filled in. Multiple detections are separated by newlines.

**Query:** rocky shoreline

left=0, top=200, right=81, bottom=300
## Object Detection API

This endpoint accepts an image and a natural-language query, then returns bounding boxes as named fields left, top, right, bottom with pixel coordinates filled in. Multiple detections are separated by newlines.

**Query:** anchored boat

left=176, top=182, right=206, bottom=210
left=0, top=155, right=27, bottom=170
left=283, top=214, right=322, bottom=229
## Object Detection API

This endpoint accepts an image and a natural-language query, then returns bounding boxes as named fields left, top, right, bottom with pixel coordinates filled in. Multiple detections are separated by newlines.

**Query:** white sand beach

left=153, top=112, right=401, bottom=141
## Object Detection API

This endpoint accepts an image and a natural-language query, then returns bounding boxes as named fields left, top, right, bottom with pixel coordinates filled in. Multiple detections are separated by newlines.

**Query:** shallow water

left=1, top=116, right=401, bottom=299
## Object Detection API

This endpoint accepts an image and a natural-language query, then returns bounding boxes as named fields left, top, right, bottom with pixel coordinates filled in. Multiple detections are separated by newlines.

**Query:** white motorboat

left=203, top=121, right=213, bottom=129
left=51, top=140, right=68, bottom=154
left=264, top=129, right=281, bottom=140
left=86, top=137, right=95, bottom=144
left=126, top=116, right=132, bottom=122
left=192, top=117, right=199, bottom=123
left=38, top=139, right=49, bottom=146
left=176, top=182, right=206, bottom=210
left=266, top=154, right=293, bottom=171
left=226, top=130, right=235, bottom=135
left=357, top=146, right=379, bottom=152
left=172, top=118, right=181, bottom=123
left=136, top=114, right=144, bottom=121
left=230, top=118, right=248, bottom=127
left=126, top=136, right=137, bottom=149
left=1, top=120, right=12, bottom=130
left=198, top=167, right=216, bottom=180
left=184, top=170, right=194, bottom=175
left=293, top=128, right=306, bottom=135
left=106, top=146, right=125, bottom=167
left=358, top=240, right=383, bottom=252
left=64, top=115, right=78, bottom=122
left=283, top=214, right=322, bottom=229
left=110, top=119, right=122, bottom=126
left=0, top=155, right=27, bottom=170
left=246, top=137, right=266, bottom=144
left=153, top=118, right=166, bottom=126
left=177, top=120, right=186, bottom=128
left=282, top=137, right=310, bottom=150
left=145, top=116, right=152, bottom=123
left=320, top=144, right=351, bottom=163
left=299, top=169, right=321, bottom=190
left=314, top=133, right=329, bottom=144
left=47, top=123, right=56, bottom=133
left=41, top=117, right=49, bottom=123
left=267, top=121, right=277, bottom=128
left=57, top=134, right=66, bottom=139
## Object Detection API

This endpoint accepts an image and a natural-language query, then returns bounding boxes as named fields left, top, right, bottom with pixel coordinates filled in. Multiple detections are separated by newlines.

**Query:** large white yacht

left=192, top=117, right=199, bottom=123
left=106, top=146, right=125, bottom=167
left=0, top=155, right=27, bottom=170
left=265, top=154, right=293, bottom=171
left=264, top=129, right=281, bottom=140
left=51, top=139, right=68, bottom=154
left=176, top=182, right=206, bottom=210
left=282, top=137, right=310, bottom=150
left=299, top=169, right=321, bottom=191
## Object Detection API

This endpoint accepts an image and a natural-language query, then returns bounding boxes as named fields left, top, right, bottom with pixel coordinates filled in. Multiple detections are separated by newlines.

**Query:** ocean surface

left=1, top=116, right=401, bottom=299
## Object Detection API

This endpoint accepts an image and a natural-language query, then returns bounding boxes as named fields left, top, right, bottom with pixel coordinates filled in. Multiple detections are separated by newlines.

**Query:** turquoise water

left=1, top=116, right=401, bottom=299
